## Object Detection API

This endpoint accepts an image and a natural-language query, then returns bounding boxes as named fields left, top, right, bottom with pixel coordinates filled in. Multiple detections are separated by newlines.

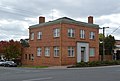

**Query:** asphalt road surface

left=0, top=66, right=120, bottom=81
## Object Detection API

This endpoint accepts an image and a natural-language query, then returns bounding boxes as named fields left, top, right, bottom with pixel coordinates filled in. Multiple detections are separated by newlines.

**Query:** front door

left=81, top=47, right=85, bottom=62
left=77, top=42, right=89, bottom=62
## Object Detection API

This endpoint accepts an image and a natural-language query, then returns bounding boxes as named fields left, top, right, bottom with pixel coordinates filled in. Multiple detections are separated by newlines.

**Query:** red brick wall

left=99, top=55, right=112, bottom=61
left=24, top=24, right=62, bottom=66
left=22, top=23, right=99, bottom=66
left=60, top=23, right=99, bottom=65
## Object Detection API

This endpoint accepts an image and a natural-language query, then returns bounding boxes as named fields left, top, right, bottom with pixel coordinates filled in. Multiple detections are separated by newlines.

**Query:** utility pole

left=102, top=27, right=109, bottom=61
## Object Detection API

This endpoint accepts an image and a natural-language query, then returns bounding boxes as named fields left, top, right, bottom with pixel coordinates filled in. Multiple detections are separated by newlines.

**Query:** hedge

left=70, top=60, right=120, bottom=68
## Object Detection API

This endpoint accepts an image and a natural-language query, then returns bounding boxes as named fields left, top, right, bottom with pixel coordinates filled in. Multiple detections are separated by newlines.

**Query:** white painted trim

left=77, top=42, right=89, bottom=62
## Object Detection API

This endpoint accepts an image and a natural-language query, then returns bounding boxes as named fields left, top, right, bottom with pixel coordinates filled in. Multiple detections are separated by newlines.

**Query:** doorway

left=77, top=42, right=89, bottom=62
left=81, top=47, right=85, bottom=62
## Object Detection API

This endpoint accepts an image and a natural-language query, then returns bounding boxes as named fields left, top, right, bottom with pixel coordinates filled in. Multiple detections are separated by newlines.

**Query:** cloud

left=0, top=0, right=120, bottom=40
left=0, top=20, right=29, bottom=40
left=1, top=0, right=120, bottom=19
left=96, top=14, right=120, bottom=40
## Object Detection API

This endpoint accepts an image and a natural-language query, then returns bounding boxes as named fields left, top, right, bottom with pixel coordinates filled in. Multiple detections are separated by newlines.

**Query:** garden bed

left=68, top=60, right=120, bottom=68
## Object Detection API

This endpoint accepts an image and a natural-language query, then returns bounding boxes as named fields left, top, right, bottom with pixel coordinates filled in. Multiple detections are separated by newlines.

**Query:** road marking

left=22, top=77, right=53, bottom=81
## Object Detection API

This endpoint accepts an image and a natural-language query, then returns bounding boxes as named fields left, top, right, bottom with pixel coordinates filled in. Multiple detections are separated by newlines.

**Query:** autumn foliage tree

left=0, top=40, right=22, bottom=60
left=0, top=41, right=8, bottom=54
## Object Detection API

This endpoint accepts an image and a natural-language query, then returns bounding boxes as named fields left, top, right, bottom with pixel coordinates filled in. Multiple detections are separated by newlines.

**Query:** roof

left=29, top=17, right=99, bottom=29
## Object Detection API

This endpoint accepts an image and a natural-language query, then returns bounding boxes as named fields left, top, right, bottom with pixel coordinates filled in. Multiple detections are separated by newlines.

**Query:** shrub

left=75, top=60, right=120, bottom=67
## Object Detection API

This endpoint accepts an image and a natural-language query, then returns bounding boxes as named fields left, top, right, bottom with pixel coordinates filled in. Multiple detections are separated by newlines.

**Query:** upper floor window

left=30, top=32, right=34, bottom=40
left=80, top=30, right=85, bottom=39
left=37, top=47, right=42, bottom=56
left=90, top=32, right=95, bottom=39
left=54, top=28, right=60, bottom=37
left=54, top=46, right=59, bottom=57
left=37, top=32, right=42, bottom=39
left=68, top=28, right=75, bottom=37
left=68, top=46, right=74, bottom=57
left=45, top=47, right=50, bottom=56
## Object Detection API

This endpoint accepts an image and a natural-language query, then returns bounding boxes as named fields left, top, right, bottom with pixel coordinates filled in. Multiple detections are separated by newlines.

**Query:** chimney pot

left=88, top=16, right=93, bottom=24
left=39, top=16, right=45, bottom=24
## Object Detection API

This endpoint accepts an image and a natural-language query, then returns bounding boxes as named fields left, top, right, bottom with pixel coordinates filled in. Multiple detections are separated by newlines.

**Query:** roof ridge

left=30, top=17, right=99, bottom=28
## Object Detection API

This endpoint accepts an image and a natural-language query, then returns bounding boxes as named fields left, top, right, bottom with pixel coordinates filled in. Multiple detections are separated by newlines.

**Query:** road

left=0, top=66, right=120, bottom=81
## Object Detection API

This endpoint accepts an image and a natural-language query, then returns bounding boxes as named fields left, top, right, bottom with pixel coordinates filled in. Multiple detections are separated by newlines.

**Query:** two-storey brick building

left=22, top=16, right=99, bottom=66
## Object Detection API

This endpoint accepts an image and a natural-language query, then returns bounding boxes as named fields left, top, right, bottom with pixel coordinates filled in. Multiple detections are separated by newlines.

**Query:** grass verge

left=19, top=65, right=48, bottom=68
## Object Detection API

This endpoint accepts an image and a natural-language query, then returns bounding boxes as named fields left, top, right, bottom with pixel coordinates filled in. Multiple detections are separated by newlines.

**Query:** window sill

left=89, top=56, right=95, bottom=58
left=53, top=37, right=60, bottom=38
left=80, top=38, right=86, bottom=40
left=45, top=56, right=50, bottom=57
left=68, top=37, right=75, bottom=39
left=37, top=56, right=41, bottom=57
left=67, top=56, right=75, bottom=58
left=54, top=56, right=59, bottom=58
left=89, top=39, right=95, bottom=41
left=37, top=39, right=42, bottom=40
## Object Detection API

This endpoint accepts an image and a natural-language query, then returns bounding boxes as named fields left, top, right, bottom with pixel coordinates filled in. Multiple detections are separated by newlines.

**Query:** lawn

left=19, top=65, right=48, bottom=68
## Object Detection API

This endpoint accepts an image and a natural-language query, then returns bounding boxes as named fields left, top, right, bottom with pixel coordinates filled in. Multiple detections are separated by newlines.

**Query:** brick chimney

left=88, top=16, right=93, bottom=24
left=39, top=16, right=45, bottom=24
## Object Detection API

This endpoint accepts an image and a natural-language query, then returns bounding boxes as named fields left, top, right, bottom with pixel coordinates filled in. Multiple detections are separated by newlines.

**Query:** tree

left=0, top=41, right=9, bottom=59
left=4, top=40, right=22, bottom=60
left=20, top=39, right=29, bottom=47
left=0, top=41, right=8, bottom=54
left=99, top=34, right=116, bottom=55
left=104, top=35, right=116, bottom=55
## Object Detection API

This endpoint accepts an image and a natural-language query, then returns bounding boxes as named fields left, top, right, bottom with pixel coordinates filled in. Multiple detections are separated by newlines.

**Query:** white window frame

left=54, top=46, right=59, bottom=57
left=45, top=47, right=50, bottom=56
left=54, top=28, right=60, bottom=37
left=80, top=30, right=85, bottom=39
left=31, top=54, right=34, bottom=60
left=31, top=32, right=34, bottom=40
left=29, top=54, right=34, bottom=60
left=68, top=47, right=74, bottom=57
left=89, top=48, right=95, bottom=57
left=90, top=32, right=95, bottom=39
left=37, top=47, right=42, bottom=56
left=68, top=28, right=75, bottom=37
left=37, top=32, right=42, bottom=39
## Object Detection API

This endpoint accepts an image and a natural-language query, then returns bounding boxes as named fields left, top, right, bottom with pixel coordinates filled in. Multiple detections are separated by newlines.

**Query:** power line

left=0, top=6, right=32, bottom=17
left=0, top=4, right=41, bottom=17
left=109, top=26, right=120, bottom=35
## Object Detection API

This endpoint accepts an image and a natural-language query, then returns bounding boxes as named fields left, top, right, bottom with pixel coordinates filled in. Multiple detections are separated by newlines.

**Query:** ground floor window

left=25, top=54, right=27, bottom=60
left=29, top=54, right=31, bottom=60
left=68, top=46, right=74, bottom=57
left=31, top=54, right=34, bottom=60
left=54, top=46, right=59, bottom=57
left=45, top=47, right=50, bottom=57
left=37, top=47, right=41, bottom=56
left=90, top=48, right=95, bottom=57
left=28, top=54, right=34, bottom=60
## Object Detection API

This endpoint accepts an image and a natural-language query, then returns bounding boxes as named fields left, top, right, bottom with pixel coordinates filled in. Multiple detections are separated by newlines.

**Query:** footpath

left=46, top=66, right=68, bottom=69
left=46, top=65, right=120, bottom=69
